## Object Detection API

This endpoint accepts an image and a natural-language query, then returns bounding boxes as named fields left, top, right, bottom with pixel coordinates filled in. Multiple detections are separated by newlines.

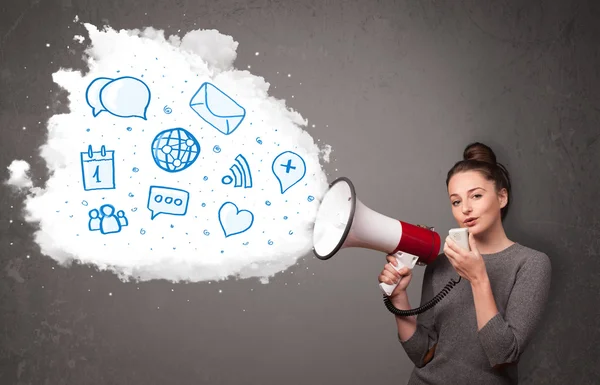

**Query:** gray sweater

left=399, top=242, right=552, bottom=384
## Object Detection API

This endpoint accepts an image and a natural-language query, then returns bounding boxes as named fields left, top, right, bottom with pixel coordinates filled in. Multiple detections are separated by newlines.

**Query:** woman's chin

left=466, top=223, right=479, bottom=234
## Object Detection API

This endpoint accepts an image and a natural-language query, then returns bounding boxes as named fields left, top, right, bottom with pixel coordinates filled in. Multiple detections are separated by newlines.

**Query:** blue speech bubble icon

left=147, top=186, right=190, bottom=220
left=272, top=151, right=306, bottom=194
left=86, top=76, right=151, bottom=120
left=86, top=77, right=113, bottom=117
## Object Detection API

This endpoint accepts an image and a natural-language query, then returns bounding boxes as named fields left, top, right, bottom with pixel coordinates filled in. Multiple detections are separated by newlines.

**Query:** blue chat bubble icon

left=86, top=76, right=151, bottom=120
left=85, top=77, right=112, bottom=117
left=147, top=186, right=189, bottom=220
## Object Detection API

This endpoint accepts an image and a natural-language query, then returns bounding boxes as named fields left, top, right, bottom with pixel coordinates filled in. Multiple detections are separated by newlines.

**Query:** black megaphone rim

left=313, top=176, right=357, bottom=260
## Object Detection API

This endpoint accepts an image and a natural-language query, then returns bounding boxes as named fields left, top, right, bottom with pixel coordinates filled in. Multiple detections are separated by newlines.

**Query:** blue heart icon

left=218, top=201, right=254, bottom=237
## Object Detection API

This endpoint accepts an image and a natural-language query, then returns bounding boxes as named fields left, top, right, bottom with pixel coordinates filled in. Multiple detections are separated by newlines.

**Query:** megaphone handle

left=379, top=252, right=419, bottom=296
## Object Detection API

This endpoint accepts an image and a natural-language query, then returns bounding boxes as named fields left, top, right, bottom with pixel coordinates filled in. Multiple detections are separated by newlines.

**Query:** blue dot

left=127, top=127, right=132, bottom=131
left=265, top=201, right=271, bottom=206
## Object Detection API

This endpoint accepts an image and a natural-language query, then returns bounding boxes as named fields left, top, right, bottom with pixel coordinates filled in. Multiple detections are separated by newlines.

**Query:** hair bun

left=463, top=142, right=497, bottom=165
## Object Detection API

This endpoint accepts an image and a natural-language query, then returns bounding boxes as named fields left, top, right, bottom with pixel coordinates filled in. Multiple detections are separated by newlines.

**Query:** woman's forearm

left=392, top=292, right=418, bottom=341
left=471, top=274, right=499, bottom=330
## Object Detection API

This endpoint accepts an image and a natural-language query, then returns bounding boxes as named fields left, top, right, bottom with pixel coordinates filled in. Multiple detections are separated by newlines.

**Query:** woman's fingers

left=380, top=275, right=395, bottom=285
left=378, top=273, right=395, bottom=285
left=384, top=263, right=399, bottom=275
left=385, top=269, right=400, bottom=282
left=384, top=263, right=411, bottom=280
left=382, top=255, right=413, bottom=286
left=380, top=268, right=399, bottom=284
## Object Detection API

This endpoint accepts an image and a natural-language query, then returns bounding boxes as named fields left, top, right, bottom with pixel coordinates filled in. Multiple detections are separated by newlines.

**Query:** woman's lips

left=465, top=218, right=478, bottom=226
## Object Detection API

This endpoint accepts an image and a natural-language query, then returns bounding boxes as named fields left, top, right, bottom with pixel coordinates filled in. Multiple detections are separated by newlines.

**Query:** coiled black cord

left=383, top=276, right=462, bottom=316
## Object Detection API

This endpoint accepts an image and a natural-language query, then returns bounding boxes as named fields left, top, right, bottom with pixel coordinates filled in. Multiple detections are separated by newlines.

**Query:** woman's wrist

left=390, top=290, right=410, bottom=308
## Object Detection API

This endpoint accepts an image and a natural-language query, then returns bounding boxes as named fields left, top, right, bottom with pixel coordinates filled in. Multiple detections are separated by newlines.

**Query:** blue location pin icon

left=272, top=151, right=306, bottom=194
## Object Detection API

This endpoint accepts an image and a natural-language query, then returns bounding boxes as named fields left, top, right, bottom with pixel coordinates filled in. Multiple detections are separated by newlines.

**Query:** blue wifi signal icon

left=221, top=154, right=253, bottom=188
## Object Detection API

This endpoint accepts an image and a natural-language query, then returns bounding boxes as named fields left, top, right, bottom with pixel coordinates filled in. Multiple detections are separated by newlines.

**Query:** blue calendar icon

left=80, top=145, right=116, bottom=191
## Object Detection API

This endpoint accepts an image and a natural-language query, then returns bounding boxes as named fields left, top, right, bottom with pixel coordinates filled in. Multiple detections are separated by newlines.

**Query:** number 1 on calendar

left=81, top=145, right=115, bottom=191
left=92, top=165, right=101, bottom=183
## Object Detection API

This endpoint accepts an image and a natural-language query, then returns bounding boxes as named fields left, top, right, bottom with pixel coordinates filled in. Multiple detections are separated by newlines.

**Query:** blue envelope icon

left=189, top=82, right=246, bottom=135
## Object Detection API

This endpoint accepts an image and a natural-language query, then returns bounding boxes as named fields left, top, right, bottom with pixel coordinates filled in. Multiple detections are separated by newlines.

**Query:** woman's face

left=447, top=170, right=507, bottom=235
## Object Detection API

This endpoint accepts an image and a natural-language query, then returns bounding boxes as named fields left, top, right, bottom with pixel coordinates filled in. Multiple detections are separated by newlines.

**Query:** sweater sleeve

left=399, top=262, right=439, bottom=368
left=477, top=252, right=552, bottom=367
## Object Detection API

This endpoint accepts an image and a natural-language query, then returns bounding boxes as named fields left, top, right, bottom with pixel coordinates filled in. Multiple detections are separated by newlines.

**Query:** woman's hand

left=443, top=232, right=488, bottom=284
left=378, top=254, right=413, bottom=297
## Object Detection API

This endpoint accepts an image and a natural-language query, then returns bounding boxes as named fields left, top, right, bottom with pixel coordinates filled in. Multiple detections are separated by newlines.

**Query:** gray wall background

left=1, top=0, right=599, bottom=384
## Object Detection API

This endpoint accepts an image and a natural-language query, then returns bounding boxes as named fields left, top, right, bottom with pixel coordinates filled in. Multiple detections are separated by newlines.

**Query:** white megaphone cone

left=312, top=177, right=441, bottom=296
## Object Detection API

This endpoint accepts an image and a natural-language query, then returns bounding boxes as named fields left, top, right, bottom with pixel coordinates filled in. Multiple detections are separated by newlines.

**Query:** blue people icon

left=272, top=151, right=306, bottom=194
left=116, top=210, right=129, bottom=227
left=99, top=204, right=121, bottom=234
left=88, top=209, right=101, bottom=231
left=88, top=204, right=127, bottom=235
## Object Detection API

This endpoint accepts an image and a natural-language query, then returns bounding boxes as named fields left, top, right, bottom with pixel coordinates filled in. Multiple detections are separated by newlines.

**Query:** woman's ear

left=498, top=188, right=508, bottom=208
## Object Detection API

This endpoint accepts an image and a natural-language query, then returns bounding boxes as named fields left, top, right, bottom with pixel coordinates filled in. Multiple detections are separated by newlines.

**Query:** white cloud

left=5, top=160, right=33, bottom=189
left=9, top=23, right=331, bottom=284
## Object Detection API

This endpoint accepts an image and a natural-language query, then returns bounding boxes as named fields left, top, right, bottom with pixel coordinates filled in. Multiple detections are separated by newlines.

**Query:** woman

left=378, top=142, right=552, bottom=385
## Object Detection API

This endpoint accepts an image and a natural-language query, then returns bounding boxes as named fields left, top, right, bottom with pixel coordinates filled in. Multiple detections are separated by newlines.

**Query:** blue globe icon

left=151, top=128, right=200, bottom=173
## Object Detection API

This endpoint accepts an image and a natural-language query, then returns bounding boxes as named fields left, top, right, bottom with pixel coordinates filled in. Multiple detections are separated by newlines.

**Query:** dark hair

left=445, top=142, right=512, bottom=221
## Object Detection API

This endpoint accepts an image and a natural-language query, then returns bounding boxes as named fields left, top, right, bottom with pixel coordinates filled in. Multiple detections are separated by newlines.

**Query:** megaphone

left=312, top=177, right=441, bottom=297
